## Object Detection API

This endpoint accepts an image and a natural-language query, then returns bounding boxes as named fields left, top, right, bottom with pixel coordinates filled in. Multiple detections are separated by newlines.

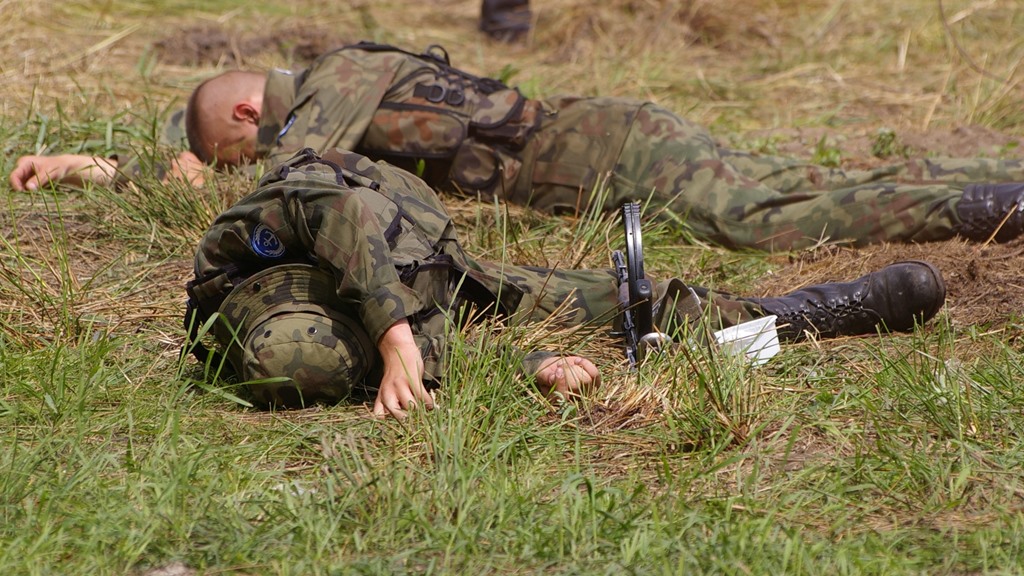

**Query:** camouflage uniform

left=252, top=43, right=1024, bottom=251
left=187, top=148, right=765, bottom=400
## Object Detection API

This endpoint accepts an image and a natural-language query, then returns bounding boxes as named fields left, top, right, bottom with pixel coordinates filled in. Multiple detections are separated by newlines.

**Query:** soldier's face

left=212, top=132, right=258, bottom=167
left=210, top=98, right=261, bottom=167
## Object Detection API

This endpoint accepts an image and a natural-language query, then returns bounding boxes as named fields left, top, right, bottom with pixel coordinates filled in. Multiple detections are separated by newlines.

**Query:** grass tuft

left=4, top=0, right=1024, bottom=573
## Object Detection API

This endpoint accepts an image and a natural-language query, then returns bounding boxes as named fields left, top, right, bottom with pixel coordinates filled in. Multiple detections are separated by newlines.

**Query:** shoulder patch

left=251, top=224, right=286, bottom=258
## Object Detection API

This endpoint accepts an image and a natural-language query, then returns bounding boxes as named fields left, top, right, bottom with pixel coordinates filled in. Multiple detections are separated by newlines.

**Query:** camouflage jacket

left=256, top=42, right=543, bottom=201
left=188, top=148, right=526, bottom=380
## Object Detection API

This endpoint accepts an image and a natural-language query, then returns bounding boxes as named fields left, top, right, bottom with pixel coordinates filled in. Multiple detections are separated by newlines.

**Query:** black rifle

left=611, top=202, right=670, bottom=367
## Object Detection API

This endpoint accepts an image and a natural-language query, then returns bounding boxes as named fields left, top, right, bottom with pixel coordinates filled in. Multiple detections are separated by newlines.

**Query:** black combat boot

left=480, top=0, right=531, bottom=42
left=955, top=183, right=1024, bottom=242
left=752, top=261, right=946, bottom=342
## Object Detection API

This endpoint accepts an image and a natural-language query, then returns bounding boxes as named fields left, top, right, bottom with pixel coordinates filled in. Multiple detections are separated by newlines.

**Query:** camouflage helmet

left=215, top=264, right=379, bottom=408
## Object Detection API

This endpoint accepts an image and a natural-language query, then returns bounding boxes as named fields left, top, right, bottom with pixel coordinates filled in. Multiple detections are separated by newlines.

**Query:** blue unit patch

left=278, top=114, right=297, bottom=142
left=251, top=223, right=286, bottom=258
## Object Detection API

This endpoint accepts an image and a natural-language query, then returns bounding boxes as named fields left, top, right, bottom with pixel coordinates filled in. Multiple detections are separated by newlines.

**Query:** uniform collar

left=256, top=69, right=300, bottom=155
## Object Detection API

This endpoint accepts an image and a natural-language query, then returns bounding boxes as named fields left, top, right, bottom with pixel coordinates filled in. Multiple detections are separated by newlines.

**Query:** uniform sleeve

left=108, top=154, right=145, bottom=189
left=107, top=153, right=175, bottom=188
left=288, top=187, right=424, bottom=345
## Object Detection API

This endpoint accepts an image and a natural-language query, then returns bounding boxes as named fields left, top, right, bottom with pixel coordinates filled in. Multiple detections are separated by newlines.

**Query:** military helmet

left=215, top=264, right=379, bottom=408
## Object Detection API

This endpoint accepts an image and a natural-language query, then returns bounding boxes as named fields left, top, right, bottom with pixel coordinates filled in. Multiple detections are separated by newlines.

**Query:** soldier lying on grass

left=12, top=42, right=1024, bottom=251
left=185, top=147, right=945, bottom=419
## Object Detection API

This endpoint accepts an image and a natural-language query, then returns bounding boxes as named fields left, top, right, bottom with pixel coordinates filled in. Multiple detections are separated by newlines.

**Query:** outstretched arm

left=10, top=151, right=208, bottom=190
left=9, top=154, right=118, bottom=190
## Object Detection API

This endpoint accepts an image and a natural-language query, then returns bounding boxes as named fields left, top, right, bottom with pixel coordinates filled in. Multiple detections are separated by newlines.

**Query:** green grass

left=6, top=324, right=1024, bottom=574
left=4, top=0, right=1024, bottom=574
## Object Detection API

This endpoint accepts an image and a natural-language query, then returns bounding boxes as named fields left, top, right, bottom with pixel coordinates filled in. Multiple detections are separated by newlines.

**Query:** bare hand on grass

left=9, top=154, right=117, bottom=190
left=534, top=355, right=601, bottom=399
left=373, top=319, right=434, bottom=419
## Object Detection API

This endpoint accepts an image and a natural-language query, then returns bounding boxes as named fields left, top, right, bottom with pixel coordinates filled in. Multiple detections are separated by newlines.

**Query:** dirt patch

left=154, top=24, right=351, bottom=68
left=899, top=125, right=1023, bottom=161
left=743, top=125, right=1023, bottom=167
left=757, top=236, right=1024, bottom=331
left=732, top=124, right=1024, bottom=332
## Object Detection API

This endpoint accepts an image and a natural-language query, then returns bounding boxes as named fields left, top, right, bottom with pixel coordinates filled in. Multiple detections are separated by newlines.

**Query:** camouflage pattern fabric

left=250, top=43, right=1024, bottom=251
left=475, top=259, right=762, bottom=334
left=188, top=148, right=768, bottom=395
left=191, top=147, right=460, bottom=354
left=618, top=105, right=1024, bottom=250
left=242, top=311, right=376, bottom=407
left=190, top=146, right=514, bottom=386
left=256, top=42, right=539, bottom=197
left=214, top=264, right=380, bottom=407
left=162, top=108, right=189, bottom=150
left=515, top=99, right=1024, bottom=250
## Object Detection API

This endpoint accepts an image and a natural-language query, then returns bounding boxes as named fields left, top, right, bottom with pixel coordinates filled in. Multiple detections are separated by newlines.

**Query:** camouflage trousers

left=468, top=259, right=762, bottom=332
left=515, top=98, right=1024, bottom=250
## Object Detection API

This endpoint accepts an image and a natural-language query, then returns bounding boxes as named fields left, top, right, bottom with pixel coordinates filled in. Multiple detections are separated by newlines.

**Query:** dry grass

left=2, top=0, right=1023, bottom=449
left=7, top=1, right=1023, bottom=129
left=4, top=0, right=1024, bottom=573
left=3, top=0, right=1024, bottom=446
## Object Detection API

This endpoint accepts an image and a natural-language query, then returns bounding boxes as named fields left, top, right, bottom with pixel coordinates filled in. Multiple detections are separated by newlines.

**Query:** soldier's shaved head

left=186, top=71, right=266, bottom=166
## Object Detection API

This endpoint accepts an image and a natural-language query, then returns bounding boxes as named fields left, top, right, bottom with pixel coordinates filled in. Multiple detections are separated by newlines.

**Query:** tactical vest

left=341, top=42, right=542, bottom=196
left=187, top=148, right=452, bottom=319
left=185, top=148, right=526, bottom=380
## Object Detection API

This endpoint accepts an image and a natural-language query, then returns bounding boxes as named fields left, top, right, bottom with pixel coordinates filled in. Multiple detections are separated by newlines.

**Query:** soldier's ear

left=232, top=102, right=260, bottom=124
